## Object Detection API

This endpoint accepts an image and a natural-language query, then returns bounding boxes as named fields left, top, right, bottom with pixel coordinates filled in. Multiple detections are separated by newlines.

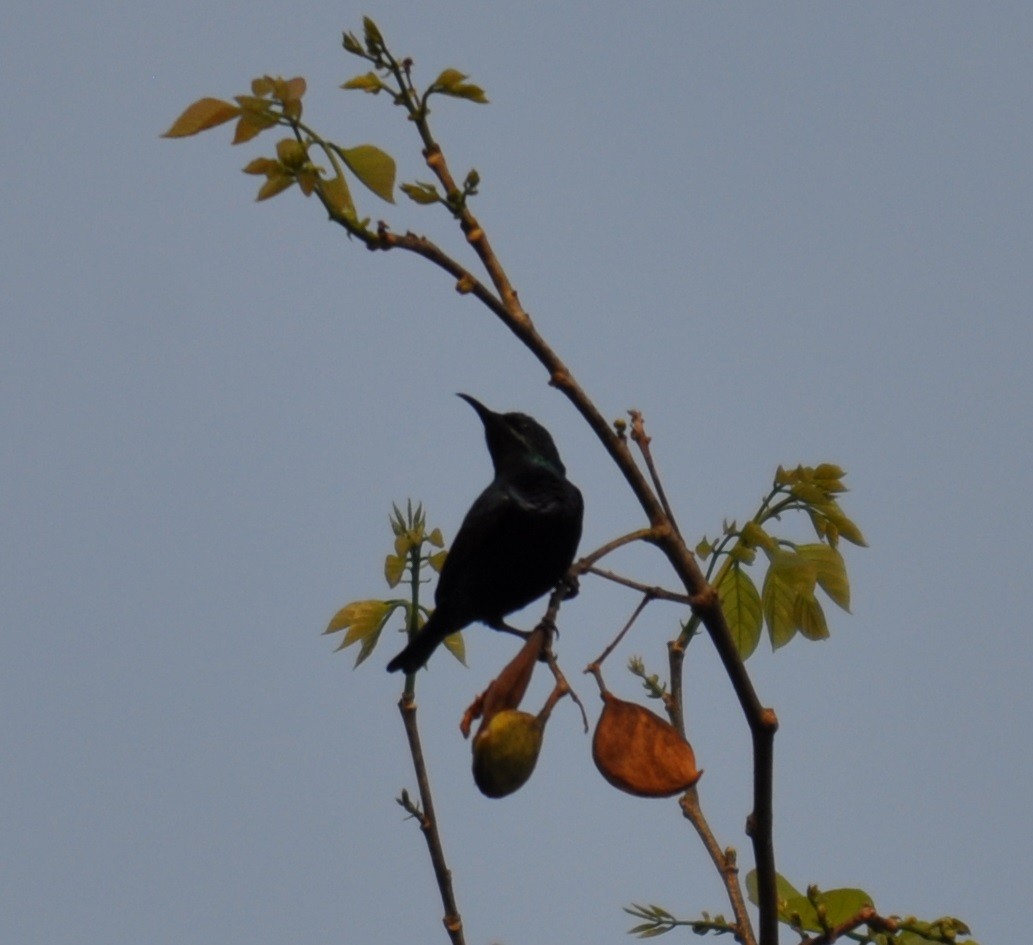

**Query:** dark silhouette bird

left=387, top=394, right=584, bottom=674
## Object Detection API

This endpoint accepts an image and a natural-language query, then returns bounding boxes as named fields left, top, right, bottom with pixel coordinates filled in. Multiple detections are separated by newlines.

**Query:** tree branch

left=381, top=88, right=782, bottom=945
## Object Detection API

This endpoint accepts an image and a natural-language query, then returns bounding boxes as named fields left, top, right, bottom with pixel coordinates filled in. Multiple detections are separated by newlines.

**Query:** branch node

left=689, top=585, right=719, bottom=611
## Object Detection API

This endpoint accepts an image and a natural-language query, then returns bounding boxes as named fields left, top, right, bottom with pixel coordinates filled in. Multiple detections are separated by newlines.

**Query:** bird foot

left=559, top=573, right=580, bottom=601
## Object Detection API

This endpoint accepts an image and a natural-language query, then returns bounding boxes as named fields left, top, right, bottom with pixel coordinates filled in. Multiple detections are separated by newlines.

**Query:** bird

left=387, top=394, right=584, bottom=674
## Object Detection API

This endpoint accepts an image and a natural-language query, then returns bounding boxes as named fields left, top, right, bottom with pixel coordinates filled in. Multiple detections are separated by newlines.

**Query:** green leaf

left=781, top=894, right=822, bottom=932
left=332, top=144, right=396, bottom=203
left=745, top=870, right=803, bottom=907
left=162, top=97, right=240, bottom=138
left=747, top=876, right=875, bottom=934
left=716, top=564, right=763, bottom=659
left=797, top=543, right=851, bottom=611
left=818, top=888, right=875, bottom=926
left=694, top=536, right=712, bottom=558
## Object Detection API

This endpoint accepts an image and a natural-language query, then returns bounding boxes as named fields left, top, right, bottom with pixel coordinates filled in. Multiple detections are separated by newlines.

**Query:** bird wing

left=434, top=476, right=581, bottom=626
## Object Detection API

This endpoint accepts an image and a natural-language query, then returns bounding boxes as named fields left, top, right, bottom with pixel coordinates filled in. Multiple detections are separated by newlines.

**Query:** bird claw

left=491, top=620, right=531, bottom=641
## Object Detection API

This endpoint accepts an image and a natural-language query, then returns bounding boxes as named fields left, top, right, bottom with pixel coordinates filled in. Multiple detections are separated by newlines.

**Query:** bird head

left=457, top=393, right=566, bottom=476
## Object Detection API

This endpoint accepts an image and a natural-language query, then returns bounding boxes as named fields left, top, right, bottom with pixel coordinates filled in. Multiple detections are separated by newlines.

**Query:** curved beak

left=457, top=392, right=497, bottom=425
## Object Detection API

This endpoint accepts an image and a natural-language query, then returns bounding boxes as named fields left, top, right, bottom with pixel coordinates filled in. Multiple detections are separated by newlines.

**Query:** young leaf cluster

left=164, top=17, right=488, bottom=240
left=691, top=465, right=866, bottom=659
left=323, top=501, right=458, bottom=667
left=164, top=72, right=397, bottom=228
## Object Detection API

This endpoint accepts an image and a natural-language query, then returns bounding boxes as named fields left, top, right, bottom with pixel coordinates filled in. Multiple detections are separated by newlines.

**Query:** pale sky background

left=4, top=2, right=1031, bottom=943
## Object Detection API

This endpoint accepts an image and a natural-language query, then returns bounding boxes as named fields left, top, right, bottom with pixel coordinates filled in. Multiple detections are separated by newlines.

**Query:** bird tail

left=386, top=612, right=450, bottom=674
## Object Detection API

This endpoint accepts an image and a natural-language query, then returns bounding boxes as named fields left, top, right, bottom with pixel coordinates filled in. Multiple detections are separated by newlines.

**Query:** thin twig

left=573, top=527, right=659, bottom=572
left=589, top=592, right=654, bottom=669
left=629, top=410, right=683, bottom=539
left=397, top=693, right=466, bottom=945
left=584, top=565, right=692, bottom=605
left=679, top=789, right=756, bottom=945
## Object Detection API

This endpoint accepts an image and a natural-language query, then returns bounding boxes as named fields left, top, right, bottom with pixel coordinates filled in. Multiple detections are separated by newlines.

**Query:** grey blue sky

left=4, top=2, right=1031, bottom=943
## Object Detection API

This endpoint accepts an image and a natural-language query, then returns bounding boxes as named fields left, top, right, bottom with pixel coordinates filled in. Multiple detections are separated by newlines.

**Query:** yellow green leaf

left=233, top=114, right=276, bottom=145
left=400, top=181, right=439, bottom=205
left=428, top=550, right=448, bottom=573
left=296, top=169, right=319, bottom=196
left=762, top=552, right=816, bottom=649
left=717, top=563, right=763, bottom=659
left=318, top=174, right=356, bottom=220
left=813, top=463, right=846, bottom=481
left=762, top=568, right=796, bottom=649
left=276, top=138, right=307, bottom=168
left=384, top=553, right=405, bottom=588
left=162, top=97, right=240, bottom=138
left=341, top=72, right=385, bottom=94
left=823, top=502, right=867, bottom=547
left=282, top=76, right=306, bottom=103
left=255, top=173, right=294, bottom=201
left=794, top=592, right=829, bottom=640
left=442, top=630, right=466, bottom=665
left=251, top=76, right=275, bottom=97
left=362, top=16, right=385, bottom=51
left=451, top=83, right=488, bottom=104
left=337, top=144, right=396, bottom=203
left=342, top=31, right=364, bottom=56
left=728, top=543, right=757, bottom=565
left=242, top=157, right=281, bottom=176
left=741, top=520, right=776, bottom=552
left=324, top=599, right=390, bottom=643
left=433, top=68, right=468, bottom=89
left=790, top=481, right=828, bottom=506
left=797, top=543, right=850, bottom=611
